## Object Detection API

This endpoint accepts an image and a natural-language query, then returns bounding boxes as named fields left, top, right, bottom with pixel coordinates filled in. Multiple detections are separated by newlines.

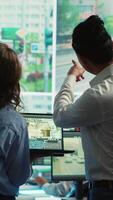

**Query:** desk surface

left=17, top=184, right=87, bottom=200
left=17, top=186, right=77, bottom=200
left=16, top=197, right=76, bottom=200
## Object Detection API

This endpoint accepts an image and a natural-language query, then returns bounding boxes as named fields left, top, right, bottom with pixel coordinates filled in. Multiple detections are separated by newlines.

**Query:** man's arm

left=53, top=63, right=103, bottom=128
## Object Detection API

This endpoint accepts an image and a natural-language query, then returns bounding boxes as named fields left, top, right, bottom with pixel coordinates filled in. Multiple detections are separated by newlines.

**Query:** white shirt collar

left=90, top=63, right=113, bottom=87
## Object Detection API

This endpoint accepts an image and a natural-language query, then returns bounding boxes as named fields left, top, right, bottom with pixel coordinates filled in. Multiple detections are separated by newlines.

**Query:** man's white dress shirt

left=53, top=64, right=113, bottom=181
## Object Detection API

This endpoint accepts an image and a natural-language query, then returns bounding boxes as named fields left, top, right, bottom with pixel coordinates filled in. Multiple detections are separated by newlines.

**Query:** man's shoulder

left=80, top=87, right=98, bottom=99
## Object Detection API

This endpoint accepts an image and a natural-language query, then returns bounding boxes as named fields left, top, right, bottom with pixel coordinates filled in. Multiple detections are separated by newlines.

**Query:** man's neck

left=93, top=60, right=113, bottom=75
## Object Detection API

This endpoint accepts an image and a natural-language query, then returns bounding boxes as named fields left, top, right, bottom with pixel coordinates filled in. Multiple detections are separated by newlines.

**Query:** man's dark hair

left=0, top=43, right=22, bottom=109
left=72, top=15, right=113, bottom=65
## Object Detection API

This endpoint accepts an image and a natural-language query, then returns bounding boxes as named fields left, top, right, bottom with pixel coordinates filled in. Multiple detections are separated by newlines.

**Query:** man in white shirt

left=53, top=15, right=113, bottom=200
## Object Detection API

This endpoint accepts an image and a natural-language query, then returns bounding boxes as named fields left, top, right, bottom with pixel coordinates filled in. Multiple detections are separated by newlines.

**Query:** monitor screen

left=31, top=157, right=51, bottom=182
left=22, top=113, right=63, bottom=150
left=52, top=132, right=85, bottom=180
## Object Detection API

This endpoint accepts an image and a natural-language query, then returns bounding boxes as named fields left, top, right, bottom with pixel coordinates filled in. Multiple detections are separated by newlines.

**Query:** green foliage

left=20, top=78, right=52, bottom=92
left=26, top=32, right=39, bottom=42
left=104, top=16, right=113, bottom=37
left=58, top=0, right=80, bottom=34
left=25, top=33, right=39, bottom=53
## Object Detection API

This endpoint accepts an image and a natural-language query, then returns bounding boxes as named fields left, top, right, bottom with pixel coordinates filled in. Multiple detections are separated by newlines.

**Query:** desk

left=16, top=186, right=76, bottom=200
left=16, top=184, right=87, bottom=200
left=16, top=197, right=76, bottom=200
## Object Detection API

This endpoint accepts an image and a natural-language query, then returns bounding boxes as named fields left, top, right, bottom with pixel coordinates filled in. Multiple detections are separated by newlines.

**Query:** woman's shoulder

left=0, top=105, right=27, bottom=131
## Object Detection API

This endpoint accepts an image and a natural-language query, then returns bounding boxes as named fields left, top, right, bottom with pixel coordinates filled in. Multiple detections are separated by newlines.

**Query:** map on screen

left=22, top=113, right=63, bottom=151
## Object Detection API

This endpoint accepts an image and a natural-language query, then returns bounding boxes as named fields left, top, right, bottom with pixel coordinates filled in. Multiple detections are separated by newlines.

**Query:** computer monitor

left=20, top=157, right=51, bottom=193
left=30, top=157, right=51, bottom=182
left=22, top=113, right=63, bottom=152
left=52, top=132, right=85, bottom=181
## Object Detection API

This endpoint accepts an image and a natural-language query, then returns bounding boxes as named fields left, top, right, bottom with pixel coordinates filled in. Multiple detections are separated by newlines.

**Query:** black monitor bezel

left=51, top=131, right=85, bottom=181
left=63, top=127, right=80, bottom=132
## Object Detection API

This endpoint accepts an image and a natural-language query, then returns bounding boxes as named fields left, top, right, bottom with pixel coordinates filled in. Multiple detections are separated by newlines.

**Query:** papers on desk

left=19, top=189, right=49, bottom=196
left=35, top=198, right=61, bottom=200
left=19, top=184, right=50, bottom=197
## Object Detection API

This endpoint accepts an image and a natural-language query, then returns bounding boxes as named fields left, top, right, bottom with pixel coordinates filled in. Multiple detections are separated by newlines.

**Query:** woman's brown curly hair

left=0, top=43, right=22, bottom=109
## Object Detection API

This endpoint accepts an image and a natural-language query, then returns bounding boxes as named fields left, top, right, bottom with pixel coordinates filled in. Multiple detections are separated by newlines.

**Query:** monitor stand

left=75, top=180, right=83, bottom=200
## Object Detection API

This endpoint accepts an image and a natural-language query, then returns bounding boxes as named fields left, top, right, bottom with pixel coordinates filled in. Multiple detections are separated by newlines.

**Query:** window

left=0, top=0, right=113, bottom=113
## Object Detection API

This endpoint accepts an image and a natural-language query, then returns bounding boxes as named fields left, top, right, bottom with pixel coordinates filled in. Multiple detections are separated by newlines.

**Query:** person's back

left=0, top=43, right=30, bottom=199
left=81, top=66, right=113, bottom=180
left=71, top=15, right=113, bottom=182
left=53, top=15, right=113, bottom=200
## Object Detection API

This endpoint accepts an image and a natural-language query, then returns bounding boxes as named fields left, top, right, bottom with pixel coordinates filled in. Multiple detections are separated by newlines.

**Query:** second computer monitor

left=52, top=131, right=85, bottom=181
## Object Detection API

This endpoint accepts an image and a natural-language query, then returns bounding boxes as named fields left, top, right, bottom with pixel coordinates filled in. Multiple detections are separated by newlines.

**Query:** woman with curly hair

left=0, top=43, right=30, bottom=200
